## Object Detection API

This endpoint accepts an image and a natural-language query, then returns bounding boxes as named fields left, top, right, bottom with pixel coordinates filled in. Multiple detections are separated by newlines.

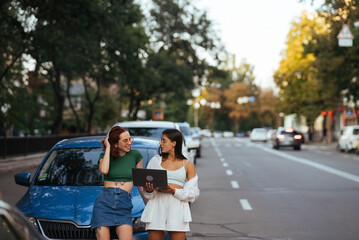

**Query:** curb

left=302, top=143, right=338, bottom=151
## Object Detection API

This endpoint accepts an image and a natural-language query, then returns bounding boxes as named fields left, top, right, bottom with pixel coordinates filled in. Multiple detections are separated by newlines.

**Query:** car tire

left=294, top=145, right=301, bottom=150
left=337, top=144, right=344, bottom=152
left=196, top=148, right=201, bottom=158
left=345, top=146, right=350, bottom=153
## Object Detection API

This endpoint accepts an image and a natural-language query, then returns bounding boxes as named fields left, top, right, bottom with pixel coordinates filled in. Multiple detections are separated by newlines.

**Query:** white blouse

left=142, top=155, right=200, bottom=203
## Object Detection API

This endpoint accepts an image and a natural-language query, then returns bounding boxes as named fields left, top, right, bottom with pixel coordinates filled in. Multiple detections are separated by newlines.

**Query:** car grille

left=39, top=220, right=95, bottom=239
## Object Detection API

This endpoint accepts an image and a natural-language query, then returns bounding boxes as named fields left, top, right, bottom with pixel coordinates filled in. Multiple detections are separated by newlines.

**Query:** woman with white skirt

left=141, top=128, right=199, bottom=240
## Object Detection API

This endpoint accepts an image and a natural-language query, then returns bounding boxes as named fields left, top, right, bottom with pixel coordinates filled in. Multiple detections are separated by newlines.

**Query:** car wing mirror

left=14, top=173, right=31, bottom=187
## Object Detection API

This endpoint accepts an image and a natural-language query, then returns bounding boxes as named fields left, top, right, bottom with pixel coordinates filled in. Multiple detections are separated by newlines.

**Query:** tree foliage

left=0, top=1, right=39, bottom=135
left=274, top=11, right=329, bottom=126
left=1, top=0, right=149, bottom=134
left=307, top=0, right=359, bottom=121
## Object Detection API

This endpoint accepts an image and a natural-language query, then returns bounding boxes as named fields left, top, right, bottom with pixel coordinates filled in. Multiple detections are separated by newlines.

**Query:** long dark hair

left=101, top=126, right=127, bottom=157
left=159, top=128, right=186, bottom=160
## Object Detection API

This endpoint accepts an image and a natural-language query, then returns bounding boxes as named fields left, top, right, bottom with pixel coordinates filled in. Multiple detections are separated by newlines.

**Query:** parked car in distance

left=201, top=129, right=212, bottom=138
left=266, top=129, right=277, bottom=141
left=236, top=131, right=247, bottom=137
left=14, top=136, right=168, bottom=240
left=223, top=131, right=234, bottom=137
left=190, top=127, right=202, bottom=140
left=112, top=120, right=195, bottom=163
left=272, top=127, right=302, bottom=150
left=213, top=131, right=223, bottom=138
left=338, top=125, right=359, bottom=152
left=0, top=199, right=46, bottom=240
left=250, top=128, right=267, bottom=142
left=177, top=122, right=201, bottom=160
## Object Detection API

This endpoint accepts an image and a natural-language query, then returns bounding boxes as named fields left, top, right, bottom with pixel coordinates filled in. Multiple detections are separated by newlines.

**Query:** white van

left=338, top=125, right=359, bottom=152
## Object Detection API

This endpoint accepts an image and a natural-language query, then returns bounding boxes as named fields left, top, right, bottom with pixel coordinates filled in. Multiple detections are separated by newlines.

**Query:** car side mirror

left=14, top=173, right=31, bottom=187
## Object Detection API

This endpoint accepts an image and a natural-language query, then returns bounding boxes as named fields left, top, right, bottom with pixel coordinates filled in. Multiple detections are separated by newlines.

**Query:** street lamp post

left=193, top=101, right=200, bottom=128
left=187, top=96, right=220, bottom=128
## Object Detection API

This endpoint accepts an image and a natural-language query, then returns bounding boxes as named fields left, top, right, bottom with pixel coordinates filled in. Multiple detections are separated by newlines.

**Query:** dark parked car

left=14, top=136, right=167, bottom=240
left=272, top=127, right=302, bottom=150
left=0, top=199, right=45, bottom=240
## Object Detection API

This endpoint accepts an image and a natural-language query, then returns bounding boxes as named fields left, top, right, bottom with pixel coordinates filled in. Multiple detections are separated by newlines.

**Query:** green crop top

left=99, top=149, right=143, bottom=182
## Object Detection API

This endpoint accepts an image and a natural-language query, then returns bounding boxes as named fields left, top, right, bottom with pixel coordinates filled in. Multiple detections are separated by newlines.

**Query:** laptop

left=132, top=168, right=168, bottom=188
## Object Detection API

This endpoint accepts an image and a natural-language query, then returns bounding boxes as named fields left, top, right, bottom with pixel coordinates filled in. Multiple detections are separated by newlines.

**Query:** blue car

left=14, top=136, right=164, bottom=240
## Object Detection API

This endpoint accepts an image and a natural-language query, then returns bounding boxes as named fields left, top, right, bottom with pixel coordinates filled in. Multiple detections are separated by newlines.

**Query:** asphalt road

left=1, top=138, right=359, bottom=240
left=187, top=138, right=359, bottom=240
left=0, top=165, right=38, bottom=206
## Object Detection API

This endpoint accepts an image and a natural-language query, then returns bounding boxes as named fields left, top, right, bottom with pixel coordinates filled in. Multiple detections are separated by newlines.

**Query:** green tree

left=305, top=0, right=359, bottom=122
left=274, top=11, right=327, bottom=126
left=0, top=1, right=41, bottom=135
left=146, top=0, right=225, bottom=120
left=22, top=0, right=148, bottom=133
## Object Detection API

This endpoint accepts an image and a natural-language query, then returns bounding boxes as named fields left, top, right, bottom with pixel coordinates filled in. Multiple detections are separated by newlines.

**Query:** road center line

left=231, top=180, right=239, bottom=189
left=239, top=199, right=253, bottom=210
left=255, top=145, right=359, bottom=184
left=226, top=169, right=233, bottom=175
left=222, top=162, right=228, bottom=167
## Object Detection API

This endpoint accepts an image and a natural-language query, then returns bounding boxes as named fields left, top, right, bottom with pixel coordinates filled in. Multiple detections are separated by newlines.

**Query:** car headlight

left=133, top=217, right=146, bottom=233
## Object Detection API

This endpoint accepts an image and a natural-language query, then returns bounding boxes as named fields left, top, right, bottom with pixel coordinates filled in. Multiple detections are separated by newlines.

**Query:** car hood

left=16, top=186, right=145, bottom=226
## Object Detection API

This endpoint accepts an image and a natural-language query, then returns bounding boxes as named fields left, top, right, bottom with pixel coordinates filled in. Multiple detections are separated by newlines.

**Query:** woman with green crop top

left=91, top=126, right=143, bottom=240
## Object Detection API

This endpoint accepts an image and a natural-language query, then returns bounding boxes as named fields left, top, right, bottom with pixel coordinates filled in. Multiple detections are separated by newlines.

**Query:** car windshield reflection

left=34, top=148, right=104, bottom=186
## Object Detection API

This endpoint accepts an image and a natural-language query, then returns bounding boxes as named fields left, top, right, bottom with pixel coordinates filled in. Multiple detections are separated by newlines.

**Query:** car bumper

left=276, top=139, right=301, bottom=146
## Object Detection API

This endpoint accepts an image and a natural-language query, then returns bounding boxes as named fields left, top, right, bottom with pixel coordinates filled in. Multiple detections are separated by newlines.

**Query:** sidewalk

left=302, top=141, right=338, bottom=151
left=0, top=153, right=46, bottom=174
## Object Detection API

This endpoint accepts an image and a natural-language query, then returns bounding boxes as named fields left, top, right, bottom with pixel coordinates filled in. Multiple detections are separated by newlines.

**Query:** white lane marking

left=239, top=199, right=253, bottom=210
left=222, top=162, right=228, bottom=167
left=231, top=180, right=239, bottom=189
left=255, top=145, right=359, bottom=184
left=220, top=158, right=225, bottom=162
left=226, top=169, right=233, bottom=175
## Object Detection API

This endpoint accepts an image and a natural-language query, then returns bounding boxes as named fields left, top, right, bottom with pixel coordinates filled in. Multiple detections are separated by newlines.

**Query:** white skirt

left=141, top=192, right=192, bottom=232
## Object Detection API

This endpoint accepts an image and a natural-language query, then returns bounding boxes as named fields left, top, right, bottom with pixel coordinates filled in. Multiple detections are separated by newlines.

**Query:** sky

left=195, top=0, right=323, bottom=89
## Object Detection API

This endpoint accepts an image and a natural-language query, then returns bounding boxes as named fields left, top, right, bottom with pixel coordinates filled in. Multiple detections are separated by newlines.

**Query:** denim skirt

left=91, top=187, right=133, bottom=230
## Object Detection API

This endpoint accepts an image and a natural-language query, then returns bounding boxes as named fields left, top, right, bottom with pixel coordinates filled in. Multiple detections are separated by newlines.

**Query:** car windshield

left=34, top=148, right=104, bottom=186
left=126, top=127, right=166, bottom=139
left=254, top=129, right=266, bottom=133
left=280, top=130, right=298, bottom=136
left=179, top=126, right=190, bottom=136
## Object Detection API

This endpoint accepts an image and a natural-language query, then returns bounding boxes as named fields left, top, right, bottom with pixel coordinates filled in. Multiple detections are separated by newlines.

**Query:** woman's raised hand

left=104, top=137, right=110, bottom=148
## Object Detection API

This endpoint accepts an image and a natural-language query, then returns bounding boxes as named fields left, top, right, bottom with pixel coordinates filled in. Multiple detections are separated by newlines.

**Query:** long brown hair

left=101, top=126, right=127, bottom=157
left=159, top=128, right=186, bottom=160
